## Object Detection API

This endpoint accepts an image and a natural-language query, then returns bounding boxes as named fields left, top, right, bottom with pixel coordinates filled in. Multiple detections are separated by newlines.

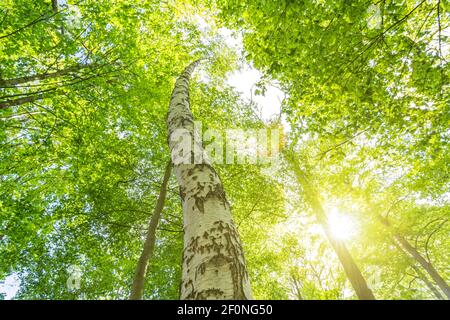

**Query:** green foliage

left=1, top=0, right=448, bottom=300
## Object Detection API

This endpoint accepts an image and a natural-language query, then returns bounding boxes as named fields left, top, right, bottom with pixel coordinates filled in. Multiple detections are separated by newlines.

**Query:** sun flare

left=327, top=208, right=357, bottom=241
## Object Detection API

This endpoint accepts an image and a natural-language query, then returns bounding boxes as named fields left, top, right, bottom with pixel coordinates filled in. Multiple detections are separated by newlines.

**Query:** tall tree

left=410, top=264, right=445, bottom=300
left=130, top=161, right=172, bottom=300
left=166, top=61, right=252, bottom=299
left=0, top=63, right=96, bottom=88
left=286, top=151, right=375, bottom=300
left=390, top=241, right=445, bottom=300
left=381, top=217, right=450, bottom=299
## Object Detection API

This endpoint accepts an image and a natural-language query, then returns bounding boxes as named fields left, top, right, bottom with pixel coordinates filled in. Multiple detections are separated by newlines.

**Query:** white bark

left=167, top=61, right=252, bottom=300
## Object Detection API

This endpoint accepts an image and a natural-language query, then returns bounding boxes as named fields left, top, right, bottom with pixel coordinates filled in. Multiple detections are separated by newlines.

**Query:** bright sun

left=327, top=208, right=357, bottom=240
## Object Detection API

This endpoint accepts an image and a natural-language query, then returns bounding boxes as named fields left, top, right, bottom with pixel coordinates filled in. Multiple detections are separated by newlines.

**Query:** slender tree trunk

left=411, top=263, right=445, bottom=300
left=395, top=234, right=450, bottom=299
left=51, top=0, right=59, bottom=12
left=287, top=153, right=375, bottom=300
left=51, top=0, right=65, bottom=35
left=129, top=161, right=172, bottom=300
left=0, top=94, right=44, bottom=109
left=166, top=61, right=252, bottom=300
left=291, top=274, right=304, bottom=300
left=0, top=64, right=92, bottom=88
left=391, top=240, right=444, bottom=299
left=378, top=215, right=450, bottom=299
left=323, top=229, right=375, bottom=300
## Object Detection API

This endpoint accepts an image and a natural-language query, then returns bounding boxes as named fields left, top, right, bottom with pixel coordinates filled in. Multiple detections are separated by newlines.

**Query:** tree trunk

left=166, top=61, right=252, bottom=300
left=291, top=274, right=304, bottom=300
left=411, top=263, right=445, bottom=300
left=395, top=234, right=450, bottom=299
left=0, top=94, right=44, bottom=109
left=287, top=153, right=375, bottom=300
left=378, top=215, right=450, bottom=299
left=391, top=240, right=444, bottom=299
left=323, top=228, right=375, bottom=300
left=51, top=0, right=59, bottom=13
left=51, top=0, right=65, bottom=35
left=129, top=161, right=172, bottom=300
left=0, top=64, right=92, bottom=88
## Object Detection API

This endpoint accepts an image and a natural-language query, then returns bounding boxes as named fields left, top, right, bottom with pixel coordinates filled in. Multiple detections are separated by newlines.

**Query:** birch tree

left=166, top=61, right=252, bottom=299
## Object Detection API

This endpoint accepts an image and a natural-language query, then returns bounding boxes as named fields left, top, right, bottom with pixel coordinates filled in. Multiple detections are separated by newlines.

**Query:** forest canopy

left=0, top=0, right=449, bottom=300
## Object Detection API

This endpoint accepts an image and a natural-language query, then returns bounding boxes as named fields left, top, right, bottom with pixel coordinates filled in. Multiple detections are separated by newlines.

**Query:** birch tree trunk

left=129, top=161, right=172, bottom=300
left=378, top=215, right=450, bottom=299
left=287, top=152, right=375, bottom=300
left=166, top=61, right=252, bottom=300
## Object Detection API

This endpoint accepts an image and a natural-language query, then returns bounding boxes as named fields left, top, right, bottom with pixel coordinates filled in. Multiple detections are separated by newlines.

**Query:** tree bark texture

left=166, top=61, right=252, bottom=300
